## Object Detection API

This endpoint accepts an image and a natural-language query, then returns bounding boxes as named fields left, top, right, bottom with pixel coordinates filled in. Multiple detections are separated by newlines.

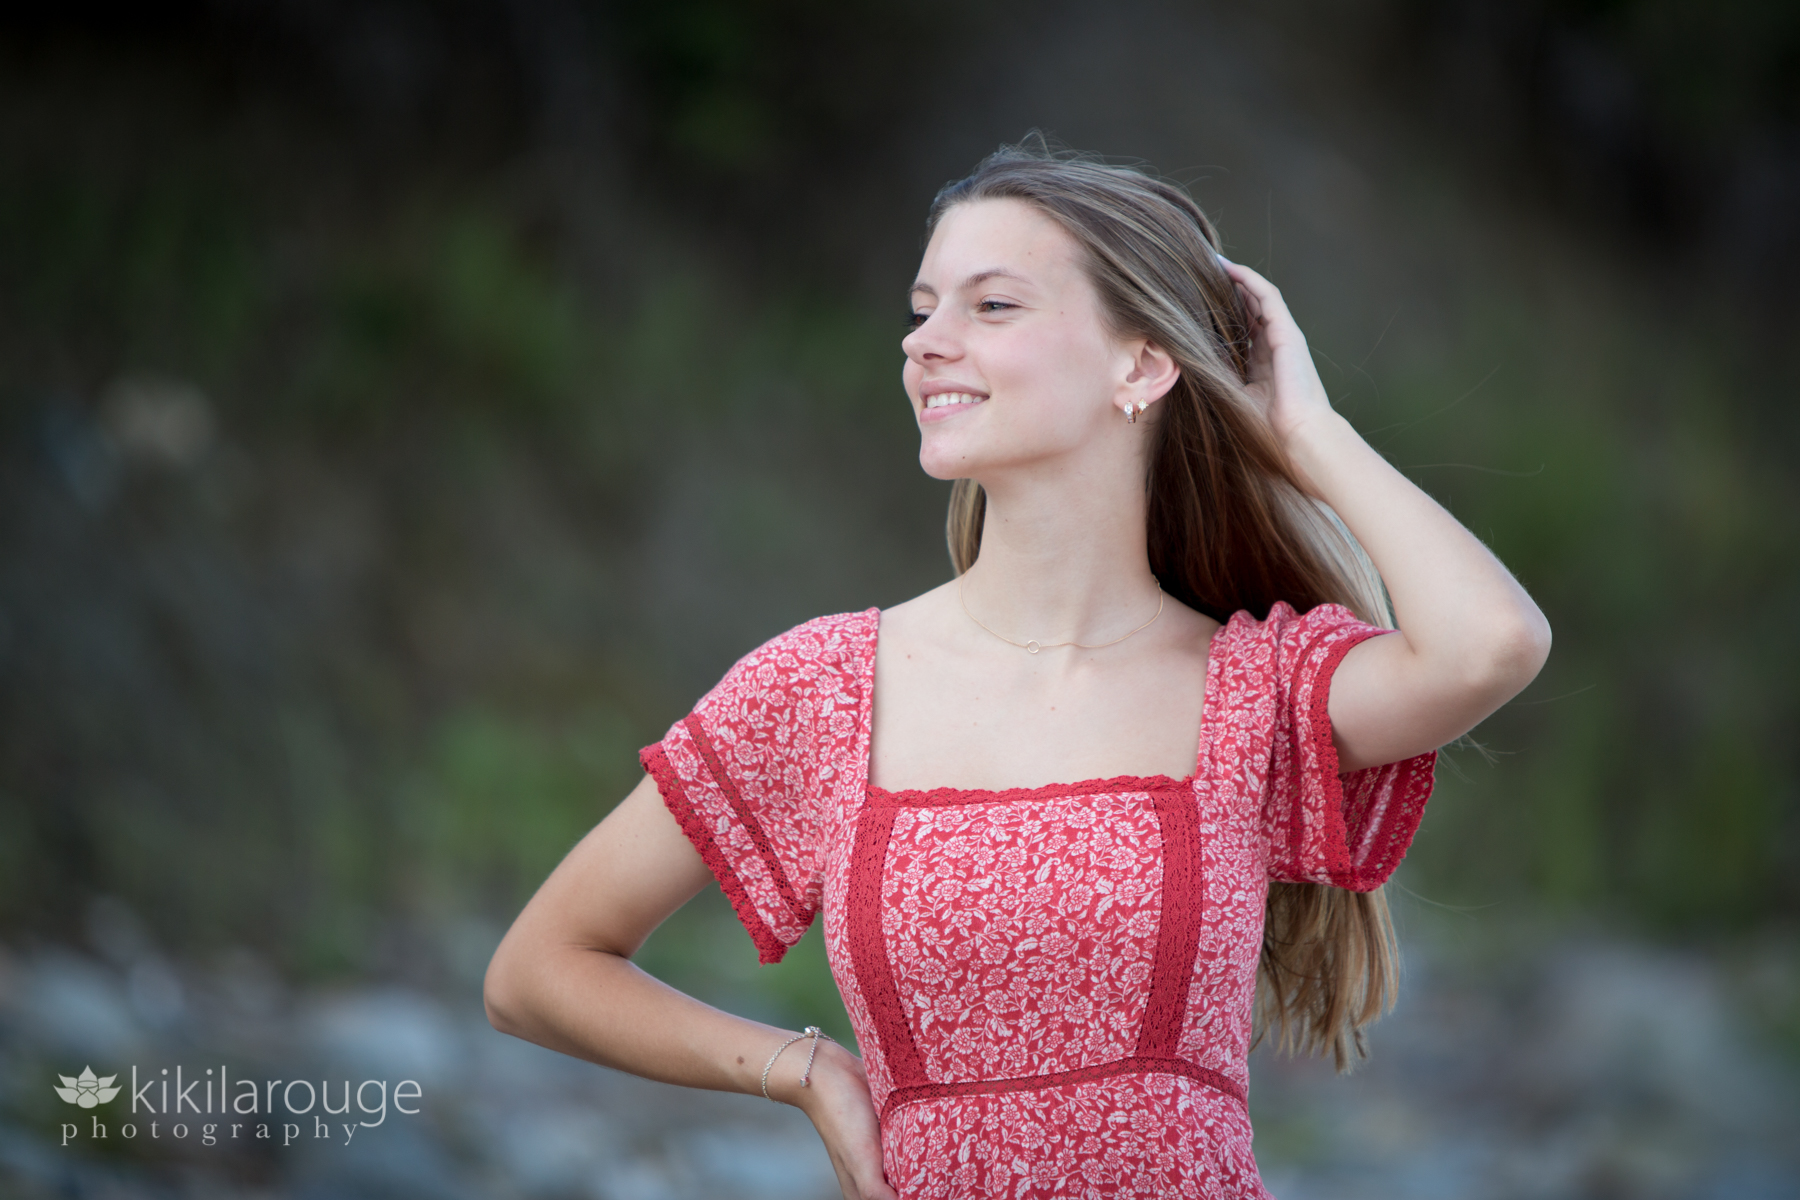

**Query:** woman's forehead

left=914, top=198, right=1082, bottom=293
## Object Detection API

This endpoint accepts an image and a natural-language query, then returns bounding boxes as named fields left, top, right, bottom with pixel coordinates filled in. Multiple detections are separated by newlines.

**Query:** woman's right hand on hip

left=773, top=1039, right=898, bottom=1200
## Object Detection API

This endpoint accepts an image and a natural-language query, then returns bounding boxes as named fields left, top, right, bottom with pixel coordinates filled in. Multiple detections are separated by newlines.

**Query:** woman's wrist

left=1277, top=409, right=1362, bottom=499
left=763, top=1035, right=864, bottom=1113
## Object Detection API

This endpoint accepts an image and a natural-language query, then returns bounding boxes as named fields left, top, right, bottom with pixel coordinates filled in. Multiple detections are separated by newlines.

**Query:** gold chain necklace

left=957, top=575, right=1165, bottom=655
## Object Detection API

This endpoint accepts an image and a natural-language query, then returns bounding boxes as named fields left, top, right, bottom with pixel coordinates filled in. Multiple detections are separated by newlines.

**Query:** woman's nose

left=903, top=312, right=958, bottom=362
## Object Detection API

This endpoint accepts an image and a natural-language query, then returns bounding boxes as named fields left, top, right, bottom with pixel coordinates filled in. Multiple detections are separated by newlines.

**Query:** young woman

left=484, top=144, right=1551, bottom=1199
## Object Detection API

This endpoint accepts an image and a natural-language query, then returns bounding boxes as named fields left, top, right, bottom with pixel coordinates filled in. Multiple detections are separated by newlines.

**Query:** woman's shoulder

left=721, top=607, right=882, bottom=689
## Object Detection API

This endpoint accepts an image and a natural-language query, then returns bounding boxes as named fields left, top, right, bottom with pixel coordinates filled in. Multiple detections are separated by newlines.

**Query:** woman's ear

left=1123, top=340, right=1181, bottom=408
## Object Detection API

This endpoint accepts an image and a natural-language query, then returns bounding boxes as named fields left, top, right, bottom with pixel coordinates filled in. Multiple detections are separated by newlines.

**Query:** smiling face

left=903, top=197, right=1145, bottom=484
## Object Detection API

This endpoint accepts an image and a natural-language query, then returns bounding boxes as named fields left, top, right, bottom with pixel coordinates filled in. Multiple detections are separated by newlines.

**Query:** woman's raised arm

left=1221, top=259, right=1552, bottom=772
left=482, top=773, right=896, bottom=1200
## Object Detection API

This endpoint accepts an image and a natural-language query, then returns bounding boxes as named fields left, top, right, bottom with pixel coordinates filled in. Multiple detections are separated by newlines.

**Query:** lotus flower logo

left=54, top=1066, right=120, bottom=1108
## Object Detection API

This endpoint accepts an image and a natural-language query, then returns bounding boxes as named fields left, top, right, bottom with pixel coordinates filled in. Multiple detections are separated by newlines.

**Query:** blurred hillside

left=2, top=0, right=1797, bottom=1014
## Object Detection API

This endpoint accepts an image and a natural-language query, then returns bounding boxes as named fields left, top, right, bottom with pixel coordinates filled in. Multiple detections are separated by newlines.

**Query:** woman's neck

left=961, top=470, right=1161, bottom=645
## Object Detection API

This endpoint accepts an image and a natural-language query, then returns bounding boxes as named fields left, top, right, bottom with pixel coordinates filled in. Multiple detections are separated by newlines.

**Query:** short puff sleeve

left=639, top=610, right=876, bottom=964
left=1257, top=601, right=1436, bottom=891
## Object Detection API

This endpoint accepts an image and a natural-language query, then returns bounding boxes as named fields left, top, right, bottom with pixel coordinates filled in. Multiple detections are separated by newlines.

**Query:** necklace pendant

left=1025, top=640, right=1041, bottom=654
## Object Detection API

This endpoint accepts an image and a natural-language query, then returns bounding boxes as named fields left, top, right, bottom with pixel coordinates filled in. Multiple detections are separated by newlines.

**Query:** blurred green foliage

left=401, top=704, right=640, bottom=914
left=0, top=58, right=930, bottom=1014
left=1377, top=270, right=1799, bottom=928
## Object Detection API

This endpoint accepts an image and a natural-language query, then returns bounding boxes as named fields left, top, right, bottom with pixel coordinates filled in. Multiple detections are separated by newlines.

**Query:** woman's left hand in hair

left=1219, top=258, right=1337, bottom=473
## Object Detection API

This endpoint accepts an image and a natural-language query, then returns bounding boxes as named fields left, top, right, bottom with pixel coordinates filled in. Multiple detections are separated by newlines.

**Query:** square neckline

left=862, top=606, right=1234, bottom=804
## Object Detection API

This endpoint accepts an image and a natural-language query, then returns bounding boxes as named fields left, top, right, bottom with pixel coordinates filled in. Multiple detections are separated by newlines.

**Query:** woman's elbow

left=1480, top=604, right=1552, bottom=697
left=482, top=988, right=514, bottom=1038
left=483, top=945, right=529, bottom=1037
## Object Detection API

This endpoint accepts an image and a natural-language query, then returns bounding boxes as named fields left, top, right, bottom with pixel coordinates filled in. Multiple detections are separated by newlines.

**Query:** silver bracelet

left=760, top=1026, right=832, bottom=1100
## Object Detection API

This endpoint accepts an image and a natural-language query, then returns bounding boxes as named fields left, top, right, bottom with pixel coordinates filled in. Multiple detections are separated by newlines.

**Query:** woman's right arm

left=482, top=772, right=897, bottom=1200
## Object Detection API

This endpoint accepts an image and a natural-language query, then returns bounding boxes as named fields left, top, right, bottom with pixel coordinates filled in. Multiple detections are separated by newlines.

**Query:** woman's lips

left=919, top=391, right=986, bottom=422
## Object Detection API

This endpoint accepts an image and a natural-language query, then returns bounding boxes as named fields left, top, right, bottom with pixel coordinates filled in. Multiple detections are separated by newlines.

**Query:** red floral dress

left=641, top=602, right=1434, bottom=1199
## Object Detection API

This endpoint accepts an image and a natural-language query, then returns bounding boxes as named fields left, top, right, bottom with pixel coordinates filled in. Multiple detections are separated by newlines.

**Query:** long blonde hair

left=935, top=141, right=1397, bottom=1070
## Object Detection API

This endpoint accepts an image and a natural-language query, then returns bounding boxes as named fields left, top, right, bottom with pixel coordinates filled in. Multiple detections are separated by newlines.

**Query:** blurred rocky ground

left=0, top=896, right=844, bottom=1200
left=1250, top=909, right=1800, bottom=1200
left=2, top=899, right=1796, bottom=1199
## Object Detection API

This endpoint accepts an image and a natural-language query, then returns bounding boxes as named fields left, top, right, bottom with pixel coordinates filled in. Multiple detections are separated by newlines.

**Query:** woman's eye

left=907, top=311, right=929, bottom=330
left=977, top=300, right=1014, bottom=314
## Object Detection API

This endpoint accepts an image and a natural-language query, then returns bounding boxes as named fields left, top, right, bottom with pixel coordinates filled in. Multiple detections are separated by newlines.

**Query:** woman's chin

left=917, top=438, right=993, bottom=483
left=917, top=455, right=972, bottom=483
left=917, top=428, right=1080, bottom=484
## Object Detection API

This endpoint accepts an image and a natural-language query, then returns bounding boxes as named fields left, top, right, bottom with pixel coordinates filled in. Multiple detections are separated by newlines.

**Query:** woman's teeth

left=925, top=392, right=984, bottom=409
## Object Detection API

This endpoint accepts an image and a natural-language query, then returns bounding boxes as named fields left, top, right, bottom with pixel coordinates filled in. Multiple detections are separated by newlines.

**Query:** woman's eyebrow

left=908, top=268, right=1032, bottom=299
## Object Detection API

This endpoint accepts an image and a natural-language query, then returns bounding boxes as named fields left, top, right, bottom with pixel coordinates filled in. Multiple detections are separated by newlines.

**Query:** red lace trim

left=1288, top=624, right=1373, bottom=885
left=846, top=804, right=927, bottom=1086
left=1353, top=750, right=1436, bottom=888
left=639, top=742, right=788, bottom=965
left=850, top=759, right=1214, bottom=1106
left=866, top=772, right=1195, bottom=808
left=880, top=1056, right=1246, bottom=1121
left=682, top=713, right=813, bottom=926
left=1135, top=786, right=1201, bottom=1058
